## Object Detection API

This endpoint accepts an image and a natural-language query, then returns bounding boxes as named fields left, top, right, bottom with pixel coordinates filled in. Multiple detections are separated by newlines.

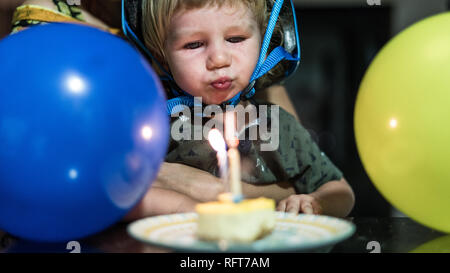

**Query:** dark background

left=282, top=0, right=449, bottom=217
left=1, top=0, right=449, bottom=217
left=286, top=6, right=392, bottom=217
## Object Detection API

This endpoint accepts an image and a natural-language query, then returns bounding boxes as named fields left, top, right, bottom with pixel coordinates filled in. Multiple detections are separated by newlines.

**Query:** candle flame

left=208, top=129, right=226, bottom=152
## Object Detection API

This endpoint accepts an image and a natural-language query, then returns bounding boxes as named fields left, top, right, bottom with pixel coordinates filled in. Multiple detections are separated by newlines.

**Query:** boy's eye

left=227, top=37, right=246, bottom=43
left=184, top=41, right=203, bottom=49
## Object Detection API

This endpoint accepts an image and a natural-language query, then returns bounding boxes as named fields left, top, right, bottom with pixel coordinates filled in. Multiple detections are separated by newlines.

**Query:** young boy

left=120, top=0, right=356, bottom=220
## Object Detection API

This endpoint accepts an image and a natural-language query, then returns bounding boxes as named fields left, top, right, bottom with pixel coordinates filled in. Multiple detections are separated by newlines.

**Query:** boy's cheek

left=170, top=59, right=201, bottom=78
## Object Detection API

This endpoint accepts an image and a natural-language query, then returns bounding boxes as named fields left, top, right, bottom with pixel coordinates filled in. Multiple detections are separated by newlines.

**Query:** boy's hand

left=277, top=194, right=323, bottom=215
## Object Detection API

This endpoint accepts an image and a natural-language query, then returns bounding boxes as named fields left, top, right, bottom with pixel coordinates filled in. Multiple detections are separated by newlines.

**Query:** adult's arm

left=254, top=85, right=300, bottom=122
left=154, top=162, right=296, bottom=203
left=21, top=0, right=111, bottom=28
left=122, top=186, right=199, bottom=222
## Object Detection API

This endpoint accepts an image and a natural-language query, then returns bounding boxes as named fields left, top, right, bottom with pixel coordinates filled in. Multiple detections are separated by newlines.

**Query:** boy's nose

left=206, top=43, right=231, bottom=70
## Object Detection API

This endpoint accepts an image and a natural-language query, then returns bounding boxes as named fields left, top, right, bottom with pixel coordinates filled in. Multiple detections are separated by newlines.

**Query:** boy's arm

left=278, top=178, right=355, bottom=218
left=309, top=177, right=355, bottom=217
left=122, top=186, right=199, bottom=222
left=242, top=181, right=296, bottom=203
left=155, top=162, right=297, bottom=203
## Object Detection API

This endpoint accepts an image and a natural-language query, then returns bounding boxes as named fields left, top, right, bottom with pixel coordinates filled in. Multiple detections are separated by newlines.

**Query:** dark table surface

left=1, top=217, right=448, bottom=253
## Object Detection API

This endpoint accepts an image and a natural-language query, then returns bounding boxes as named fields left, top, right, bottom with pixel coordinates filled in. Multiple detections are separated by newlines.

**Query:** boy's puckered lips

left=211, top=77, right=233, bottom=90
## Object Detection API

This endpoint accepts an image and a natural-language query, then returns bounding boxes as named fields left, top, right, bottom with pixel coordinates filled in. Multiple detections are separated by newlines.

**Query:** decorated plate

left=127, top=212, right=355, bottom=252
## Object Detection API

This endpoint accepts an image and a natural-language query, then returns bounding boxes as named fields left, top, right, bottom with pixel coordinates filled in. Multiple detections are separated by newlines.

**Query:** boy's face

left=164, top=4, right=261, bottom=105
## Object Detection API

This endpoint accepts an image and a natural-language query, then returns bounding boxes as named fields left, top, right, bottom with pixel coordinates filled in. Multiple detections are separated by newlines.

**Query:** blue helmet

left=122, top=0, right=301, bottom=115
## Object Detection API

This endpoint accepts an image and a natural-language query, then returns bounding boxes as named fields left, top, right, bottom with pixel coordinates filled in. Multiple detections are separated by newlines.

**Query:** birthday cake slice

left=195, top=193, right=276, bottom=242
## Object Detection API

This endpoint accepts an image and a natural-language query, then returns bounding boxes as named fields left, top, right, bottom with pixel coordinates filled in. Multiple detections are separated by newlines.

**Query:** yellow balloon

left=410, top=235, right=450, bottom=253
left=354, top=12, right=450, bottom=233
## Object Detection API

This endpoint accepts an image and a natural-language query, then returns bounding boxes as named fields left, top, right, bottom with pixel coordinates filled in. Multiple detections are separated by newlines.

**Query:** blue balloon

left=0, top=23, right=169, bottom=242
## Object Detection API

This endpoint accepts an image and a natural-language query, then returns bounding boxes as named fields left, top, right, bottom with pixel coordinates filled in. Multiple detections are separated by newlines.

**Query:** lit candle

left=208, top=129, right=229, bottom=191
left=224, top=111, right=242, bottom=199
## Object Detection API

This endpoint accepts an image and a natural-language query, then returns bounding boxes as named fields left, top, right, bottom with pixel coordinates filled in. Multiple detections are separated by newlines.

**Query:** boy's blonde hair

left=142, top=0, right=286, bottom=91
